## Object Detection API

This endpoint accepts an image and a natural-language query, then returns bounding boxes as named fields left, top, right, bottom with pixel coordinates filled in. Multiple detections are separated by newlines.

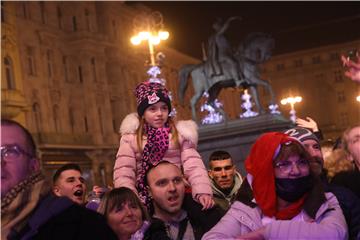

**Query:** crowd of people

left=2, top=65, right=360, bottom=239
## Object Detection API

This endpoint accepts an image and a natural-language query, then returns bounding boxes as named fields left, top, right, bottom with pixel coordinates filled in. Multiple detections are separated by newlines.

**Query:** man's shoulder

left=182, top=194, right=223, bottom=233
left=331, top=170, right=360, bottom=190
left=34, top=203, right=117, bottom=240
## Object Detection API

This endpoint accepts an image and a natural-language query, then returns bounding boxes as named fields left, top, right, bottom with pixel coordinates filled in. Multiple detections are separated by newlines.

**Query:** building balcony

left=1, top=89, right=28, bottom=119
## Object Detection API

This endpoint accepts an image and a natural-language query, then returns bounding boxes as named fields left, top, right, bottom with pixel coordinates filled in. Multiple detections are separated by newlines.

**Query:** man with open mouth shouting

left=53, top=163, right=86, bottom=205
left=143, top=161, right=221, bottom=240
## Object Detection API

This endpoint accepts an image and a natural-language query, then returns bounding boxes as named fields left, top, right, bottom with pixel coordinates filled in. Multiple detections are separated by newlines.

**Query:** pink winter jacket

left=113, top=113, right=212, bottom=199
left=202, top=192, right=348, bottom=240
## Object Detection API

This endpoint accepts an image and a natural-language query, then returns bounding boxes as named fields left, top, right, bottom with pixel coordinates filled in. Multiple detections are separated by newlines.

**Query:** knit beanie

left=284, top=127, right=319, bottom=144
left=134, top=81, right=172, bottom=117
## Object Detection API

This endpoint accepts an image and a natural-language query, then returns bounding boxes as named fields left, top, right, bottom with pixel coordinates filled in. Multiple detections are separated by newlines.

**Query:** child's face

left=143, top=101, right=169, bottom=128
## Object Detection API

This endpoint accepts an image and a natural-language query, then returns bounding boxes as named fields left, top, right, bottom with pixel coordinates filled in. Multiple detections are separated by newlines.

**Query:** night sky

left=126, top=1, right=360, bottom=59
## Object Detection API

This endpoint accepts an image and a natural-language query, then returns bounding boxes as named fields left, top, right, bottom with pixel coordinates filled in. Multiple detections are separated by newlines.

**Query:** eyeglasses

left=1, top=144, right=33, bottom=161
left=274, top=159, right=309, bottom=173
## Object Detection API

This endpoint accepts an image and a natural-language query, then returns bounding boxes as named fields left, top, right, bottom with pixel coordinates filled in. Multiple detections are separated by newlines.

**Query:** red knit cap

left=245, top=132, right=299, bottom=218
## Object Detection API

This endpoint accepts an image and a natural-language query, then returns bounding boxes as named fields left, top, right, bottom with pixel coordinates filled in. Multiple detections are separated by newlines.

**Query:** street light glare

left=357, top=95, right=360, bottom=102
left=139, top=31, right=150, bottom=40
left=280, top=95, right=303, bottom=123
left=150, top=35, right=161, bottom=45
left=130, top=12, right=168, bottom=66
left=159, top=31, right=169, bottom=40
left=130, top=36, right=141, bottom=45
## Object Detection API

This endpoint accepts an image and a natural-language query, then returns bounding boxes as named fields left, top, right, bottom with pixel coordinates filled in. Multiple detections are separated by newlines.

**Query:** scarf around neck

left=136, top=122, right=171, bottom=208
left=1, top=172, right=50, bottom=239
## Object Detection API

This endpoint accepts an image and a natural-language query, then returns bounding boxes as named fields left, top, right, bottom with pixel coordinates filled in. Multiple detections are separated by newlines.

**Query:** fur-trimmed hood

left=119, top=113, right=199, bottom=145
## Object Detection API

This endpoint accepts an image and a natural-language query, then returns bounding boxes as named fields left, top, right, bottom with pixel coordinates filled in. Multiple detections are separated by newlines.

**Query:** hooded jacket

left=211, top=171, right=243, bottom=212
left=113, top=113, right=212, bottom=199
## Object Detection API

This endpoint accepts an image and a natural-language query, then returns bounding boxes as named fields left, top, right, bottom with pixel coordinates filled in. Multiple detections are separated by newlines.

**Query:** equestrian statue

left=178, top=16, right=278, bottom=122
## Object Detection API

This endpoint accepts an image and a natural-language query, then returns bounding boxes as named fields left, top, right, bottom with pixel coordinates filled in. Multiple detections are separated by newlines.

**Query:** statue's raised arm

left=216, top=16, right=242, bottom=35
left=206, top=16, right=243, bottom=87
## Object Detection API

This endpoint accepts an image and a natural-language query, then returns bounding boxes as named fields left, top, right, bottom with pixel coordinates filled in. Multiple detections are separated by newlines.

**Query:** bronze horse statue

left=178, top=32, right=277, bottom=121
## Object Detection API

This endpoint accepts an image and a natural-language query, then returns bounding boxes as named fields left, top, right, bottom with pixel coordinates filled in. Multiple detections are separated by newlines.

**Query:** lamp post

left=280, top=96, right=302, bottom=123
left=130, top=11, right=169, bottom=66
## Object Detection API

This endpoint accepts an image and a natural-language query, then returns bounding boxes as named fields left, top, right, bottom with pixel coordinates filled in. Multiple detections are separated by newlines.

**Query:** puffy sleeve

left=264, top=193, right=348, bottom=240
left=202, top=201, right=258, bottom=239
left=180, top=138, right=212, bottom=199
left=113, top=134, right=138, bottom=194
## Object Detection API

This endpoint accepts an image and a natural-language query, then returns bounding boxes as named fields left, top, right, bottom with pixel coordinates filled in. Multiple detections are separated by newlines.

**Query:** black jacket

left=10, top=194, right=117, bottom=240
left=144, top=193, right=223, bottom=240
left=322, top=172, right=360, bottom=240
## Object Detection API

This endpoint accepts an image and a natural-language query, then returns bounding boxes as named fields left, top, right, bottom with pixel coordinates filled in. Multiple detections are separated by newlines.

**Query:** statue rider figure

left=206, top=16, right=243, bottom=87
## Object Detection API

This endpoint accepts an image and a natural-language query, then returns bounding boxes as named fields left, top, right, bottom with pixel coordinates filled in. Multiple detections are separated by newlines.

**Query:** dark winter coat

left=9, top=194, right=117, bottom=240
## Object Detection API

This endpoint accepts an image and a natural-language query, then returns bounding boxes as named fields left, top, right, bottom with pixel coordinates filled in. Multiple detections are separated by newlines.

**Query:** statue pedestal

left=198, top=114, right=294, bottom=175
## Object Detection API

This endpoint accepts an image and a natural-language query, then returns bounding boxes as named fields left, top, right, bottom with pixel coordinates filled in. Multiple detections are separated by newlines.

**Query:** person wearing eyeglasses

left=208, top=150, right=243, bottom=214
left=1, top=119, right=118, bottom=239
left=1, top=120, right=39, bottom=198
left=285, top=127, right=360, bottom=240
left=203, top=132, right=347, bottom=240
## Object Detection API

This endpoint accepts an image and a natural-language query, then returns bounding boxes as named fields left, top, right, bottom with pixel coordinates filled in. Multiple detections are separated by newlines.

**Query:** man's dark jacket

left=144, top=193, right=223, bottom=240
left=9, top=194, right=117, bottom=240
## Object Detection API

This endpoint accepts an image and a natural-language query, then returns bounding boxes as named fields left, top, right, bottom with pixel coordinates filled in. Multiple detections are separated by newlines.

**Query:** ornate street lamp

left=130, top=11, right=169, bottom=66
left=129, top=12, right=176, bottom=116
left=281, top=96, right=302, bottom=123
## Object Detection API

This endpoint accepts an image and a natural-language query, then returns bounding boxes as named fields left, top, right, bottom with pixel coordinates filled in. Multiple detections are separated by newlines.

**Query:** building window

left=330, top=52, right=339, bottom=61
left=53, top=105, right=61, bottom=132
left=312, top=56, right=321, bottom=64
left=98, top=107, right=104, bottom=134
left=4, top=57, right=16, bottom=89
left=276, top=63, right=285, bottom=71
left=39, top=2, right=46, bottom=24
left=26, top=46, right=36, bottom=76
left=84, top=116, right=89, bottom=132
left=33, top=103, right=42, bottom=133
left=78, top=66, right=83, bottom=83
left=91, top=58, right=97, bottom=82
left=22, top=3, right=29, bottom=19
left=69, top=107, right=75, bottom=133
left=339, top=112, right=349, bottom=127
left=110, top=100, right=119, bottom=132
left=57, top=6, right=62, bottom=29
left=1, top=2, right=5, bottom=22
left=63, top=56, right=69, bottom=82
left=112, top=20, right=117, bottom=37
left=72, top=16, right=77, bottom=31
left=46, top=50, right=53, bottom=78
left=85, top=9, right=90, bottom=31
left=294, top=59, right=303, bottom=68
left=337, top=91, right=346, bottom=103
left=334, top=70, right=343, bottom=83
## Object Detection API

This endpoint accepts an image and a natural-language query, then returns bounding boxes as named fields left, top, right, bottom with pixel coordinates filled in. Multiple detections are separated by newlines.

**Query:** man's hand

left=341, top=54, right=360, bottom=83
left=198, top=194, right=215, bottom=210
left=296, top=117, right=319, bottom=132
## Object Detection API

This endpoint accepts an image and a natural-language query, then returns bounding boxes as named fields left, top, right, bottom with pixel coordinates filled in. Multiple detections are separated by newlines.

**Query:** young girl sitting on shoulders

left=113, top=81, right=214, bottom=210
